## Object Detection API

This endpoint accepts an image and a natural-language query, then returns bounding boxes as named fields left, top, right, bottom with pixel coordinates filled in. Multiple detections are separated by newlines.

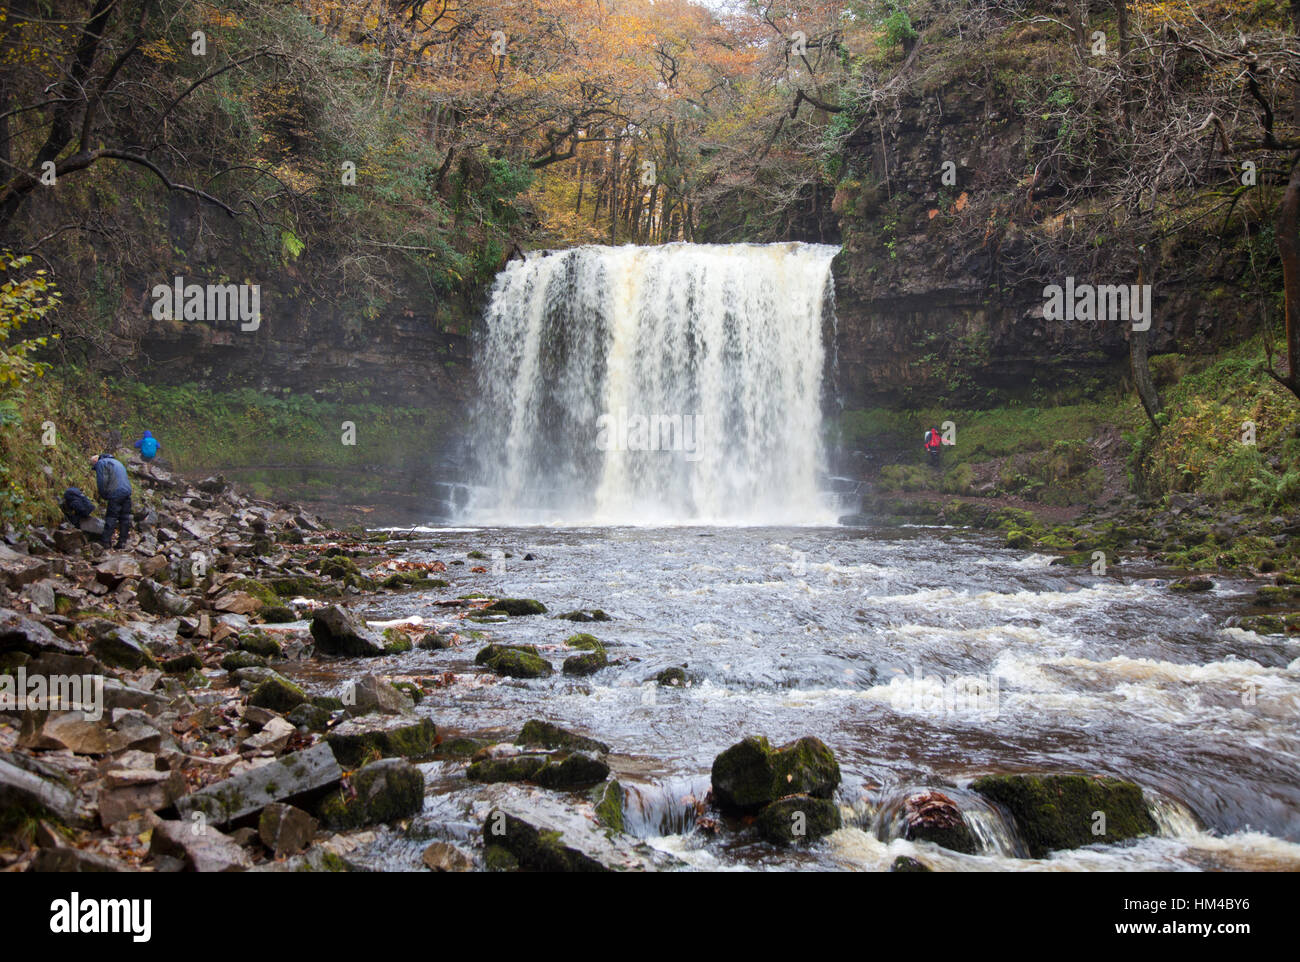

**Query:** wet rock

left=711, top=735, right=841, bottom=813
left=149, top=819, right=252, bottom=872
left=261, top=605, right=296, bottom=624
left=533, top=752, right=610, bottom=791
left=475, top=643, right=552, bottom=678
left=562, top=649, right=608, bottom=675
left=175, top=742, right=343, bottom=826
left=1170, top=578, right=1214, bottom=592
left=483, top=598, right=547, bottom=616
left=890, top=855, right=932, bottom=872
left=248, top=676, right=307, bottom=714
left=213, top=590, right=263, bottom=615
left=27, top=579, right=57, bottom=613
left=515, top=719, right=609, bottom=755
left=971, top=773, right=1157, bottom=858
left=467, top=755, right=547, bottom=783
left=756, top=795, right=841, bottom=846
left=0, top=607, right=85, bottom=656
left=258, top=802, right=318, bottom=858
left=0, top=753, right=79, bottom=823
left=316, top=758, right=424, bottom=829
left=325, top=715, right=436, bottom=768
left=0, top=550, right=51, bottom=589
left=417, top=631, right=452, bottom=650
left=557, top=609, right=610, bottom=622
left=482, top=791, right=673, bottom=872
left=137, top=579, right=194, bottom=617
left=901, top=790, right=977, bottom=854
left=310, top=605, right=385, bottom=657
left=655, top=667, right=687, bottom=687
left=422, top=841, right=473, bottom=872
left=593, top=779, right=624, bottom=832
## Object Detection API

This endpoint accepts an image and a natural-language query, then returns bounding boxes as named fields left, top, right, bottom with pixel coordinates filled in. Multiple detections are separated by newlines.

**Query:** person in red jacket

left=924, top=425, right=943, bottom=467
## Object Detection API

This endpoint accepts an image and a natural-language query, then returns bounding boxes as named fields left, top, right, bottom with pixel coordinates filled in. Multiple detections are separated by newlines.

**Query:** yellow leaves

left=140, top=38, right=177, bottom=64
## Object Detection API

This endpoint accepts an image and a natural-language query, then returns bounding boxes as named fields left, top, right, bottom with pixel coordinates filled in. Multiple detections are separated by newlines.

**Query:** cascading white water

left=466, top=242, right=841, bottom=524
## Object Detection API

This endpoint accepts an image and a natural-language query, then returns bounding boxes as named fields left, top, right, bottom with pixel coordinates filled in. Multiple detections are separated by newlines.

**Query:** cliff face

left=826, top=76, right=1265, bottom=410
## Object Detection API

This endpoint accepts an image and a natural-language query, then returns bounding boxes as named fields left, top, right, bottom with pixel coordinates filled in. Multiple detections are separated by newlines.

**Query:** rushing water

left=468, top=242, right=841, bottom=525
left=303, top=523, right=1300, bottom=871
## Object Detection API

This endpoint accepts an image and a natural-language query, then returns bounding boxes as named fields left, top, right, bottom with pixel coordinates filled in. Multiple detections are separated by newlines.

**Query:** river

left=297, top=520, right=1300, bottom=871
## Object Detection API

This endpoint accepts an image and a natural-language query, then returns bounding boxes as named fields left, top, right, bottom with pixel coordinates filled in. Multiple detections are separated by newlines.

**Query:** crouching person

left=59, top=486, right=105, bottom=536
left=90, top=453, right=132, bottom=550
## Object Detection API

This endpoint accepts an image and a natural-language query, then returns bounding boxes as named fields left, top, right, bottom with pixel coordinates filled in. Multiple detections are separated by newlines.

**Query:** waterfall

left=466, top=242, right=841, bottom=524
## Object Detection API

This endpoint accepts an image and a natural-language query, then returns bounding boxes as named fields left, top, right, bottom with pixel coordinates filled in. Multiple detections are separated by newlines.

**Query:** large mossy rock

left=248, top=675, right=308, bottom=713
left=467, top=751, right=609, bottom=790
left=711, top=735, right=841, bottom=813
left=310, top=605, right=385, bottom=657
left=483, top=598, right=547, bottom=616
left=756, top=795, right=841, bottom=846
left=515, top=719, right=610, bottom=755
left=475, top=643, right=552, bottom=678
left=325, top=716, right=437, bottom=768
left=316, top=758, right=424, bottom=829
left=971, top=773, right=1157, bottom=858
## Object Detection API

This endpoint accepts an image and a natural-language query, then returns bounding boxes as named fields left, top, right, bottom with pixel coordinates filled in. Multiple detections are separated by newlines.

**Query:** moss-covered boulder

left=757, top=795, right=840, bottom=846
left=90, top=628, right=158, bottom=670
left=562, top=650, right=608, bottom=676
left=532, top=753, right=610, bottom=791
left=656, top=667, right=687, bottom=687
left=316, top=758, right=424, bottom=829
left=1171, top=578, right=1214, bottom=592
left=227, top=578, right=278, bottom=605
left=319, top=555, right=361, bottom=580
left=557, top=609, right=610, bottom=622
left=260, top=605, right=297, bottom=624
left=515, top=720, right=610, bottom=755
left=381, top=627, right=413, bottom=654
left=221, top=651, right=267, bottom=671
left=971, top=773, right=1157, bottom=858
left=325, top=716, right=437, bottom=768
left=711, top=735, right=841, bottom=813
left=466, top=755, right=548, bottom=783
left=483, top=598, right=547, bottom=616
left=268, top=576, right=336, bottom=598
left=286, top=703, right=333, bottom=732
left=593, top=780, right=624, bottom=833
left=564, top=633, right=604, bottom=650
left=476, top=644, right=553, bottom=678
left=248, top=676, right=308, bottom=713
left=161, top=652, right=203, bottom=674
left=238, top=630, right=283, bottom=658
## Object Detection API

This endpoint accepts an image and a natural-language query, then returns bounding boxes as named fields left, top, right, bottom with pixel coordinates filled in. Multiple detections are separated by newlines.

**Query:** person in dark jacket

left=91, top=454, right=132, bottom=549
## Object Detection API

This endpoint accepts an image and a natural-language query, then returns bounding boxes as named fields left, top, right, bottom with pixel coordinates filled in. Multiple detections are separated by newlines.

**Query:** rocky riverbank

left=0, top=468, right=1256, bottom=872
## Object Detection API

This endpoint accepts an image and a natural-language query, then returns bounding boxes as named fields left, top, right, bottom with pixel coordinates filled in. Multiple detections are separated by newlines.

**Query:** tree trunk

left=1274, top=154, right=1300, bottom=396
left=1130, top=255, right=1164, bottom=425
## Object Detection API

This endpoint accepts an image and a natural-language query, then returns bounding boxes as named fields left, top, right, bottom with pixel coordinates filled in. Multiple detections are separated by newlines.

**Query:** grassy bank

left=842, top=341, right=1300, bottom=516
left=0, top=373, right=450, bottom=525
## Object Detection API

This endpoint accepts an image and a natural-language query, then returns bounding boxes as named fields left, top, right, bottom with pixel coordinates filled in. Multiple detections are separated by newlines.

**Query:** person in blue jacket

left=90, top=454, right=132, bottom=549
left=134, top=430, right=160, bottom=462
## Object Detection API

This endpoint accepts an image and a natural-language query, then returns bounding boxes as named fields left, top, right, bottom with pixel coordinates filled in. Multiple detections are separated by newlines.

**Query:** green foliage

left=0, top=254, right=60, bottom=393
